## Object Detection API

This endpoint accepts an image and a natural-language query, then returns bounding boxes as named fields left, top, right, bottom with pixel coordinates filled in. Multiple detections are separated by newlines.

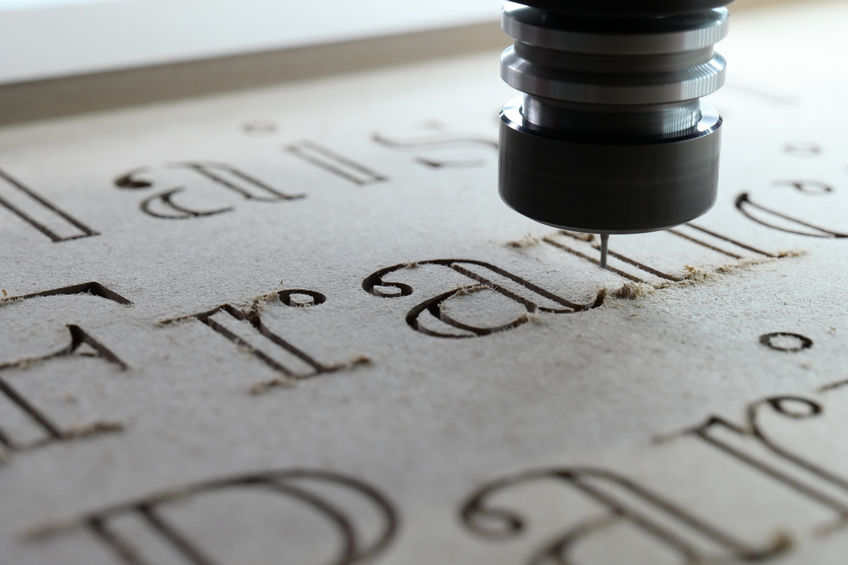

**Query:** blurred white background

left=0, top=0, right=497, bottom=83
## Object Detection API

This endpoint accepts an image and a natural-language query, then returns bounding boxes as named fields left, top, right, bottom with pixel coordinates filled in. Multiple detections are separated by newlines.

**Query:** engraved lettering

left=241, top=119, right=278, bottom=135
left=160, top=289, right=368, bottom=393
left=363, top=260, right=604, bottom=338
left=542, top=223, right=779, bottom=285
left=285, top=141, right=388, bottom=185
left=735, top=193, right=847, bottom=239
left=773, top=180, right=833, bottom=194
left=0, top=283, right=131, bottom=453
left=674, top=396, right=848, bottom=528
left=0, top=168, right=99, bottom=242
left=115, top=162, right=303, bottom=219
left=372, top=127, right=497, bottom=169
left=461, top=467, right=787, bottom=564
left=25, top=469, right=398, bottom=565
left=784, top=142, right=822, bottom=157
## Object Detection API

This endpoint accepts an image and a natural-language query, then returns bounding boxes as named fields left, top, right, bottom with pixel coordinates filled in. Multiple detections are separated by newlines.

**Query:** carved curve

left=29, top=469, right=398, bottom=565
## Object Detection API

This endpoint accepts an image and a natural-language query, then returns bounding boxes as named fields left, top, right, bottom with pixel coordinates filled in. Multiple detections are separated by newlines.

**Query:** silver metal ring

left=501, top=48, right=725, bottom=104
left=502, top=4, right=729, bottom=55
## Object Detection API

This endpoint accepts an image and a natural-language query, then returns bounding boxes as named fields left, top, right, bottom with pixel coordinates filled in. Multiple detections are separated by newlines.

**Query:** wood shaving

left=506, top=234, right=541, bottom=249
left=452, top=285, right=488, bottom=296
left=715, top=251, right=805, bottom=274
left=247, top=291, right=281, bottom=315
left=608, top=250, right=804, bottom=301
left=62, top=420, right=124, bottom=439
left=20, top=518, right=82, bottom=542
left=516, top=311, right=541, bottom=324
left=344, top=355, right=373, bottom=368
left=612, top=283, right=655, bottom=300
left=249, top=377, right=297, bottom=395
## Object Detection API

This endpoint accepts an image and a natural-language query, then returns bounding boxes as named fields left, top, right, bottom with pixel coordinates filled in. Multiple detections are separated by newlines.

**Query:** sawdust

left=328, top=355, right=373, bottom=373
left=346, top=355, right=372, bottom=367
left=517, top=311, right=541, bottom=324
left=62, top=420, right=124, bottom=439
left=612, top=283, right=655, bottom=300
left=21, top=518, right=81, bottom=542
left=506, top=234, right=542, bottom=249
left=249, top=377, right=297, bottom=395
left=452, top=284, right=488, bottom=296
left=156, top=313, right=195, bottom=327
left=607, top=251, right=805, bottom=302
left=246, top=291, right=281, bottom=315
left=3, top=357, right=40, bottom=370
left=715, top=250, right=805, bottom=274
left=559, top=231, right=595, bottom=242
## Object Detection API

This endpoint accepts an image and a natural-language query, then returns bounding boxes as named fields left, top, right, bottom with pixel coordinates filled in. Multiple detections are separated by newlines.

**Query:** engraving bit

left=497, top=1, right=732, bottom=244
left=599, top=233, right=609, bottom=269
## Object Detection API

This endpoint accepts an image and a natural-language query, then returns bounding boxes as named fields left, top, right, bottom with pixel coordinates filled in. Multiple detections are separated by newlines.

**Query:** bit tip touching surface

left=600, top=233, right=609, bottom=269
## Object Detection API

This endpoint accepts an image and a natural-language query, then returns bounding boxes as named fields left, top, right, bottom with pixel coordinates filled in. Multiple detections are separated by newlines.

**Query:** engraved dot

left=759, top=332, right=813, bottom=352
